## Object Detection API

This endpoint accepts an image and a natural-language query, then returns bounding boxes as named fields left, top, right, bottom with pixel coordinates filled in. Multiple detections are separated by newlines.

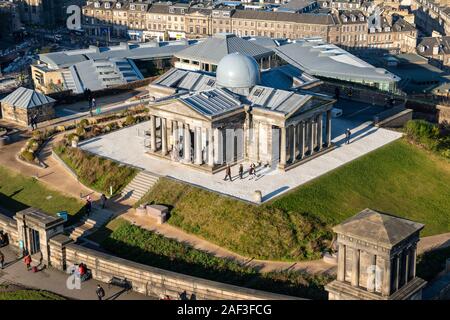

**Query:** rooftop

left=275, top=38, right=401, bottom=84
left=1, top=87, right=55, bottom=109
left=175, top=33, right=273, bottom=65
left=333, top=208, right=424, bottom=248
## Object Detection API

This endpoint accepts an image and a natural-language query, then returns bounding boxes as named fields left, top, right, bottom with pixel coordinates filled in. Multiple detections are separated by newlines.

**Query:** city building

left=173, top=33, right=276, bottom=72
left=275, top=38, right=401, bottom=92
left=0, top=87, right=56, bottom=125
left=325, top=208, right=427, bottom=300
left=417, top=36, right=450, bottom=71
left=145, top=52, right=335, bottom=172
left=31, top=40, right=195, bottom=94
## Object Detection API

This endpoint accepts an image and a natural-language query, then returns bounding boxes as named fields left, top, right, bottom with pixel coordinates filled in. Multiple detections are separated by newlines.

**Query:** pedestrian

left=224, top=164, right=232, bottom=181
left=0, top=250, right=4, bottom=269
left=100, top=193, right=107, bottom=209
left=24, top=253, right=32, bottom=271
left=89, top=98, right=96, bottom=117
left=85, top=198, right=92, bottom=216
left=251, top=163, right=257, bottom=178
left=96, top=284, right=105, bottom=301
left=32, top=114, right=38, bottom=130
left=345, top=128, right=351, bottom=144
left=239, top=163, right=243, bottom=179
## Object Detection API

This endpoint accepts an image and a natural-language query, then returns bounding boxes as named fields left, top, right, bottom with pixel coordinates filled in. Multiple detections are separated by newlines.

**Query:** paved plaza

left=80, top=101, right=403, bottom=203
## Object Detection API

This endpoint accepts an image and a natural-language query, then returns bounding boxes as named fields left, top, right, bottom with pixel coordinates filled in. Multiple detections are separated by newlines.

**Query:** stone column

left=368, top=254, right=377, bottom=292
left=279, top=126, right=287, bottom=168
left=214, top=128, right=221, bottom=164
left=404, top=248, right=410, bottom=285
left=337, top=244, right=346, bottom=282
left=150, top=115, right=156, bottom=152
left=161, top=118, right=168, bottom=156
left=300, top=121, right=305, bottom=158
left=292, top=125, right=297, bottom=162
left=254, top=121, right=260, bottom=162
left=326, top=110, right=332, bottom=147
left=195, top=127, right=202, bottom=165
left=382, top=258, right=392, bottom=297
left=184, top=123, right=191, bottom=162
left=410, top=244, right=417, bottom=279
left=351, top=249, right=360, bottom=287
left=394, top=253, right=400, bottom=291
left=172, top=120, right=178, bottom=156
left=317, top=113, right=323, bottom=151
left=208, top=128, right=214, bottom=167
left=308, top=119, right=314, bottom=155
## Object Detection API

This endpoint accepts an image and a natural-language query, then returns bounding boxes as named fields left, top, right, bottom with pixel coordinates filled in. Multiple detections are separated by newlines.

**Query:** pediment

left=150, top=99, right=210, bottom=121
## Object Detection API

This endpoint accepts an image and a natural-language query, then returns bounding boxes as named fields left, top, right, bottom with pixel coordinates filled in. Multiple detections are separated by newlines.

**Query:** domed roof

left=216, top=53, right=260, bottom=89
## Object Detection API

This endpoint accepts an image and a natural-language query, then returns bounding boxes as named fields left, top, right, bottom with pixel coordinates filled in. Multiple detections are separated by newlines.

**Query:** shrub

left=78, top=119, right=89, bottom=128
left=55, top=125, right=66, bottom=132
left=66, top=133, right=79, bottom=143
left=21, top=150, right=35, bottom=162
left=75, top=126, right=86, bottom=137
left=123, top=115, right=136, bottom=126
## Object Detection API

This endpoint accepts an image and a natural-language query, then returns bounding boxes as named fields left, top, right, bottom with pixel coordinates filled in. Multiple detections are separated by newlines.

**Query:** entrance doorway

left=29, top=228, right=40, bottom=255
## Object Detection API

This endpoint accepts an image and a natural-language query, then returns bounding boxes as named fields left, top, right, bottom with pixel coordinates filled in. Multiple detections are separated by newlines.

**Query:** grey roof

left=180, top=88, right=242, bottom=117
left=1, top=87, right=55, bottom=109
left=243, top=36, right=282, bottom=50
left=232, top=9, right=337, bottom=25
left=261, top=64, right=320, bottom=90
left=333, top=208, right=424, bottom=248
left=39, top=40, right=195, bottom=69
left=275, top=38, right=400, bottom=84
left=63, top=58, right=144, bottom=94
left=247, top=85, right=323, bottom=115
left=175, top=33, right=273, bottom=65
left=154, top=68, right=216, bottom=92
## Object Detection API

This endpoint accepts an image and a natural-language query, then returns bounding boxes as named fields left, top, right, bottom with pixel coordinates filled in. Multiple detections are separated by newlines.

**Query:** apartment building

left=81, top=1, right=418, bottom=53
left=417, top=35, right=450, bottom=71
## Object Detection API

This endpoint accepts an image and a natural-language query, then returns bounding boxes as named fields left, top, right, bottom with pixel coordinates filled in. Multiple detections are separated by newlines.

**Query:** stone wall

left=0, top=102, right=55, bottom=126
left=48, top=235, right=299, bottom=300
left=0, top=213, right=19, bottom=249
left=437, top=104, right=450, bottom=127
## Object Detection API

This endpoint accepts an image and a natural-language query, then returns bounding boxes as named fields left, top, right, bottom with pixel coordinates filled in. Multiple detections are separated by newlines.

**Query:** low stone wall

left=375, top=108, right=413, bottom=128
left=0, top=213, right=19, bottom=248
left=48, top=235, right=300, bottom=300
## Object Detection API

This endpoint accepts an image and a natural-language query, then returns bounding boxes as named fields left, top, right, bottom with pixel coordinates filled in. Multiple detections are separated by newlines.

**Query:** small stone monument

left=254, top=190, right=262, bottom=204
left=135, top=204, right=147, bottom=217
left=146, top=204, right=168, bottom=224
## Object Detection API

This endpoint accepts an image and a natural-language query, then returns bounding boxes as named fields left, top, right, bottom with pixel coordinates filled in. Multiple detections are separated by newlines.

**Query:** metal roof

left=180, top=88, right=242, bottom=117
left=260, top=64, right=320, bottom=90
left=39, top=40, right=196, bottom=69
left=175, top=33, right=273, bottom=65
left=275, top=38, right=401, bottom=84
left=1, top=87, right=55, bottom=109
left=154, top=68, right=216, bottom=92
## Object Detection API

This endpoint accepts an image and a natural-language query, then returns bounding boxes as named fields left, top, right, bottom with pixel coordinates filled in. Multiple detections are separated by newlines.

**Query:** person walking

left=0, top=250, right=4, bottom=269
left=238, top=163, right=243, bottom=179
left=100, top=193, right=107, bottom=209
left=96, top=284, right=105, bottom=301
left=251, top=163, right=257, bottom=179
left=85, top=197, right=92, bottom=216
left=345, top=128, right=351, bottom=145
left=89, top=98, right=96, bottom=117
left=24, top=254, right=32, bottom=271
left=224, top=164, right=232, bottom=181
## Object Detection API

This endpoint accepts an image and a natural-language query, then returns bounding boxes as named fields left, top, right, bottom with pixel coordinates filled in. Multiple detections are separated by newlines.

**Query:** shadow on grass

left=0, top=191, right=28, bottom=217
left=100, top=237, right=330, bottom=300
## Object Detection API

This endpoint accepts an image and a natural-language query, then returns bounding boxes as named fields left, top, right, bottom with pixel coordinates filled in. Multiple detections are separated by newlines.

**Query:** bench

left=108, top=276, right=132, bottom=291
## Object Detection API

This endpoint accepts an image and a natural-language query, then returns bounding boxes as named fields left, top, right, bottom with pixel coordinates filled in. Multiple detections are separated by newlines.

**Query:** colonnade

left=279, top=110, right=332, bottom=167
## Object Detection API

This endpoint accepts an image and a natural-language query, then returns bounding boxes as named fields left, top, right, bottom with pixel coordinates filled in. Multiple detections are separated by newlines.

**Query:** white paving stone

left=80, top=120, right=403, bottom=203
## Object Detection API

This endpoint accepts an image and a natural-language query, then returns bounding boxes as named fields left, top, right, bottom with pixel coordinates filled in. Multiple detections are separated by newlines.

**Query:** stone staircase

left=120, top=170, right=159, bottom=202
left=67, top=207, right=114, bottom=241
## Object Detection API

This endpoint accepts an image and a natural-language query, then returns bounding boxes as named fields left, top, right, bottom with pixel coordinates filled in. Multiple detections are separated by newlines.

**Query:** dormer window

left=116, top=3, right=121, bottom=9
left=169, top=7, right=174, bottom=13
left=385, top=27, right=390, bottom=32
left=141, top=5, right=145, bottom=11
left=94, top=2, right=100, bottom=8
left=180, top=9, right=185, bottom=14
left=104, top=2, right=110, bottom=9
left=130, top=4, right=135, bottom=10
left=370, top=27, right=375, bottom=33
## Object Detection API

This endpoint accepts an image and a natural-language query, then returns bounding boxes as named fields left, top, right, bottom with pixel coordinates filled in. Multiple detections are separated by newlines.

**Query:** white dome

left=216, top=53, right=260, bottom=89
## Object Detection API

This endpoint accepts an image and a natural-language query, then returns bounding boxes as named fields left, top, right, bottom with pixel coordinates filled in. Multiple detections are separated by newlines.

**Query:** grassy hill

left=139, top=139, right=450, bottom=261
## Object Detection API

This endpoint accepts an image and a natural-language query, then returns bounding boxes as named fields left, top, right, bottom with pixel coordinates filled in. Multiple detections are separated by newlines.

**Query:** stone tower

left=325, top=209, right=427, bottom=300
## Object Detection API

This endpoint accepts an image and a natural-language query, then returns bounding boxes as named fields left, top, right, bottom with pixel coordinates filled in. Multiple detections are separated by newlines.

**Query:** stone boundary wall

left=0, top=213, right=19, bottom=248
left=375, top=108, right=413, bottom=128
left=48, top=236, right=300, bottom=300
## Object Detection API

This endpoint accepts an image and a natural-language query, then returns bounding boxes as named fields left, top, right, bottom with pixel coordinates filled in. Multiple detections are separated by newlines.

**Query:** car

left=331, top=107, right=343, bottom=118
